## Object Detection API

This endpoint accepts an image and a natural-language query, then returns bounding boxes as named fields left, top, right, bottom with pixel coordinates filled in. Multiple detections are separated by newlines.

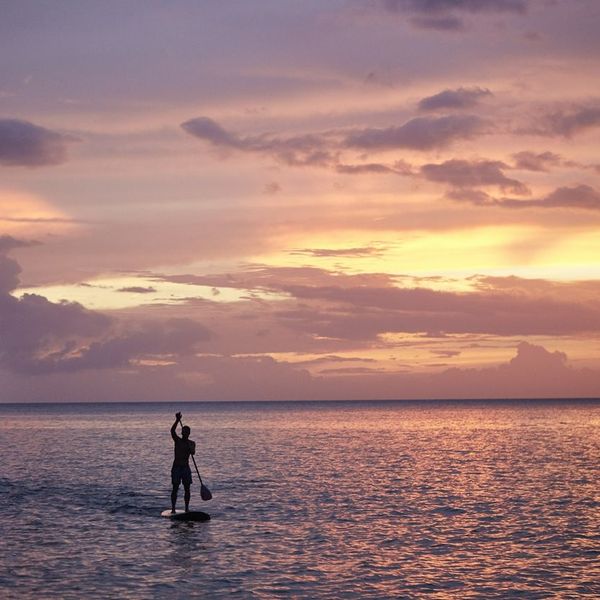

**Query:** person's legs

left=184, top=483, right=191, bottom=512
left=182, top=465, right=192, bottom=511
left=171, top=483, right=179, bottom=512
left=171, top=467, right=182, bottom=512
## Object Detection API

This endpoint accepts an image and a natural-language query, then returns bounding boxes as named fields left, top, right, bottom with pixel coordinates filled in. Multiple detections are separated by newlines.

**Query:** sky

left=1, top=0, right=600, bottom=401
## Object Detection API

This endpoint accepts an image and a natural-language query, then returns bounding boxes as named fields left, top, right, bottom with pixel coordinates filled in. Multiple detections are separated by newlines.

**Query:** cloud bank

left=0, top=240, right=211, bottom=375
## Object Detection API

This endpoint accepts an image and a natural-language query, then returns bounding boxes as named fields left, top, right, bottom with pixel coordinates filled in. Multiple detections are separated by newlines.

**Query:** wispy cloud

left=418, top=87, right=492, bottom=112
left=290, top=246, right=386, bottom=258
left=117, top=286, right=157, bottom=294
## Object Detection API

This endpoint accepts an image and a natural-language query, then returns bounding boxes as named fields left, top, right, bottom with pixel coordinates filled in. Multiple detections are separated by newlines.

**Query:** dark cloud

left=0, top=292, right=112, bottom=373
left=0, top=118, right=74, bottom=167
left=345, top=115, right=486, bottom=151
left=181, top=116, right=336, bottom=167
left=117, top=286, right=156, bottom=294
left=41, top=318, right=212, bottom=373
left=447, top=184, right=600, bottom=211
left=275, top=282, right=600, bottom=339
left=512, top=151, right=562, bottom=172
left=0, top=252, right=24, bottom=294
left=499, top=185, right=600, bottom=210
left=183, top=115, right=487, bottom=166
left=0, top=234, right=39, bottom=254
left=472, top=275, right=600, bottom=302
left=418, top=87, right=492, bottom=111
left=0, top=236, right=39, bottom=293
left=529, top=103, right=600, bottom=137
left=381, top=0, right=530, bottom=30
left=421, top=159, right=530, bottom=194
left=180, top=116, right=242, bottom=148
left=157, top=265, right=600, bottom=339
left=156, top=265, right=396, bottom=293
left=383, top=0, right=528, bottom=14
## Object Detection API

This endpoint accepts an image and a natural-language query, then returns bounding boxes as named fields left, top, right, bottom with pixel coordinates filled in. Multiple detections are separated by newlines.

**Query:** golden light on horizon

left=0, top=190, right=76, bottom=236
left=253, top=224, right=600, bottom=283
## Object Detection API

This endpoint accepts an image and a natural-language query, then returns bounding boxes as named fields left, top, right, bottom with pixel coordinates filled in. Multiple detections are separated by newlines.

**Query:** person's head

left=181, top=425, right=191, bottom=439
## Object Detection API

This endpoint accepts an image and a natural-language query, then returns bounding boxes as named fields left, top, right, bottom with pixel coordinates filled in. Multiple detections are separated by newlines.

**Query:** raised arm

left=171, top=412, right=182, bottom=441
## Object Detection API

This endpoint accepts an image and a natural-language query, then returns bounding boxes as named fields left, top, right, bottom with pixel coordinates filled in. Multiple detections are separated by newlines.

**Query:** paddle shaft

left=190, top=454, right=204, bottom=486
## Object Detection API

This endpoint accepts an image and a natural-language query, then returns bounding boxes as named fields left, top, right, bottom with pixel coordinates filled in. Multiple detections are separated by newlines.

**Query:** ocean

left=1, top=400, right=599, bottom=599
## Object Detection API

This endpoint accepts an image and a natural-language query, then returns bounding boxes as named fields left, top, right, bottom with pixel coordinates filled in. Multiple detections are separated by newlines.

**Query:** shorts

left=171, top=464, right=192, bottom=487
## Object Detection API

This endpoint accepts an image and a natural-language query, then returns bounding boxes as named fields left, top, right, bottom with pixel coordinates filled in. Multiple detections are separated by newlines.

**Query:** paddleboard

left=161, top=509, right=210, bottom=522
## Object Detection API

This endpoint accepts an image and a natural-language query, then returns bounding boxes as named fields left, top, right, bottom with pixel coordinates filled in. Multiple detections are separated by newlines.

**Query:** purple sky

left=1, top=0, right=600, bottom=401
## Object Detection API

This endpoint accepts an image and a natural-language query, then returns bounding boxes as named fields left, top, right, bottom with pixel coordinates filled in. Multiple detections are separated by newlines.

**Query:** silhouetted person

left=170, top=412, right=196, bottom=512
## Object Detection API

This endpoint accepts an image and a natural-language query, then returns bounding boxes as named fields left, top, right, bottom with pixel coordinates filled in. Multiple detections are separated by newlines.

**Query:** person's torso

left=173, top=438, right=194, bottom=466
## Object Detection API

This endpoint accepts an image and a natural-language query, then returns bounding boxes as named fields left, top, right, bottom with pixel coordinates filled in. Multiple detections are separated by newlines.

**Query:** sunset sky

left=2, top=0, right=600, bottom=401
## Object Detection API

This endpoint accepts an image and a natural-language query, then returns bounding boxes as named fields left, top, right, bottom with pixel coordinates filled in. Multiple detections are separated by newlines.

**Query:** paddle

left=180, top=418, right=212, bottom=501
left=192, top=454, right=213, bottom=501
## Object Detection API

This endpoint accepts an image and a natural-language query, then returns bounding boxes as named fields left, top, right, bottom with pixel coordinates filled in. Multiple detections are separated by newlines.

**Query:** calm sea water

left=1, top=400, right=599, bottom=599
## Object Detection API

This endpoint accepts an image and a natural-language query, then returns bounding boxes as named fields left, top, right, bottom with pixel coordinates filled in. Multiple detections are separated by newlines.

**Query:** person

left=170, top=411, right=196, bottom=513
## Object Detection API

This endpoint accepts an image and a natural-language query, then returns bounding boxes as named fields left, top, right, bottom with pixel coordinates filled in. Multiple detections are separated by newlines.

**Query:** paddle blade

left=200, top=483, right=212, bottom=501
